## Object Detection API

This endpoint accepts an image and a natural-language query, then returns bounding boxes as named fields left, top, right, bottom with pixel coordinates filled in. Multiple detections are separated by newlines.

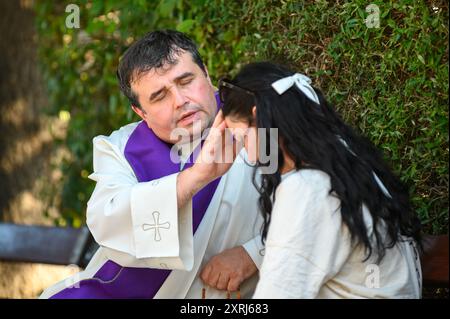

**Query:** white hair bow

left=271, top=73, right=320, bottom=105
left=337, top=135, right=393, bottom=199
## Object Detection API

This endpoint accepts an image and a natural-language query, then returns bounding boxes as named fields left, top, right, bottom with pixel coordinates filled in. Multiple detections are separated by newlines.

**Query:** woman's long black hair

left=222, top=62, right=422, bottom=262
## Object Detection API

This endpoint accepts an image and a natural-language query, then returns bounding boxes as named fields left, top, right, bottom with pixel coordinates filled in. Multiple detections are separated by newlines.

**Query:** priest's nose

left=172, top=86, right=189, bottom=110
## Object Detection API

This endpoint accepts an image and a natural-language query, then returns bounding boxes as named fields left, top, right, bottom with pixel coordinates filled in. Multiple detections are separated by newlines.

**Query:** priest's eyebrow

left=148, top=72, right=195, bottom=102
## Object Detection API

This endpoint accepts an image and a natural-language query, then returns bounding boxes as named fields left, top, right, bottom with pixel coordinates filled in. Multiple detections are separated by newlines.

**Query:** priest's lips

left=177, top=110, right=201, bottom=126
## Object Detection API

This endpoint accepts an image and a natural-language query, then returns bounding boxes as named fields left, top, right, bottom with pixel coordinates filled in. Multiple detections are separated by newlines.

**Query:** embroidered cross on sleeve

left=142, top=211, right=171, bottom=241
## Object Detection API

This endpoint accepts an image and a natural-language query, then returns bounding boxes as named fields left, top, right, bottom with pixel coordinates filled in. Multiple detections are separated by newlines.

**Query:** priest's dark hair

left=221, top=61, right=423, bottom=262
left=117, top=29, right=206, bottom=109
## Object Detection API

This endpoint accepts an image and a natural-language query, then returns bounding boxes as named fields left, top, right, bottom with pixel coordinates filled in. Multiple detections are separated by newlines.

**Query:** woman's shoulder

left=277, top=168, right=332, bottom=196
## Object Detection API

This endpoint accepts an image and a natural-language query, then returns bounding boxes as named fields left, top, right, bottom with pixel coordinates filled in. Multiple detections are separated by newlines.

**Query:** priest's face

left=130, top=51, right=217, bottom=144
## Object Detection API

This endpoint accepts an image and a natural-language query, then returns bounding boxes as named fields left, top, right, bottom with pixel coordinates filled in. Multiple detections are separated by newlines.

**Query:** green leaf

left=417, top=54, right=425, bottom=64
left=158, top=0, right=177, bottom=17
left=176, top=19, right=195, bottom=33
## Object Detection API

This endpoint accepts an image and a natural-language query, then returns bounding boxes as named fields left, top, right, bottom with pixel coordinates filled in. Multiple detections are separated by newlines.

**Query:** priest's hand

left=192, top=110, right=242, bottom=184
left=176, top=110, right=243, bottom=210
left=200, top=246, right=257, bottom=292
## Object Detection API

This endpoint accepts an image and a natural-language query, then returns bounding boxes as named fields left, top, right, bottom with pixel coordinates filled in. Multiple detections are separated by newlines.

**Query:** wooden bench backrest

left=421, top=234, right=449, bottom=288
left=0, top=223, right=95, bottom=267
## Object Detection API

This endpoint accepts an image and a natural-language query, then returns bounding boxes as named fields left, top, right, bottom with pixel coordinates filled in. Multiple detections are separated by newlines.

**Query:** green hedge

left=35, top=0, right=448, bottom=233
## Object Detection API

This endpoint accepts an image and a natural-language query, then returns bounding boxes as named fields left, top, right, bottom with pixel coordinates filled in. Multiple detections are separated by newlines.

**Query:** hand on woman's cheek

left=224, top=117, right=258, bottom=164
left=245, top=127, right=258, bottom=164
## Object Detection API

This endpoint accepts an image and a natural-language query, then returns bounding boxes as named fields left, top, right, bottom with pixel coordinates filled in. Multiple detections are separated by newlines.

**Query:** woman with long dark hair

left=219, top=62, right=423, bottom=298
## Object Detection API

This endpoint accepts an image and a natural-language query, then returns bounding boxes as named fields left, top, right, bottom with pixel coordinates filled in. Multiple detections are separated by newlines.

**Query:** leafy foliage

left=35, top=0, right=448, bottom=233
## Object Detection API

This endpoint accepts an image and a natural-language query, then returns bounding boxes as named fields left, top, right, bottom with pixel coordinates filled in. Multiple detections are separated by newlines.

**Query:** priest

left=39, top=30, right=264, bottom=299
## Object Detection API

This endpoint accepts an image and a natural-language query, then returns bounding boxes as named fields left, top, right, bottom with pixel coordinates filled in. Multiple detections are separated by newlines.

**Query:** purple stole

left=51, top=95, right=221, bottom=299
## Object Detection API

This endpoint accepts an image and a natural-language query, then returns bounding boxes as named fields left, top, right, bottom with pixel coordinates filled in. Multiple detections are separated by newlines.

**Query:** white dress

left=253, top=169, right=422, bottom=299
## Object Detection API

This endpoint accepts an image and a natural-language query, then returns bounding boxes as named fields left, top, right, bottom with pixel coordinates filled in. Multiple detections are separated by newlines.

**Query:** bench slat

left=421, top=234, right=449, bottom=288
left=0, top=223, right=90, bottom=266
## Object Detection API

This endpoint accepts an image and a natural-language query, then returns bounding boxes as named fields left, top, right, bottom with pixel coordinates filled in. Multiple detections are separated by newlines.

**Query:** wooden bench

left=421, top=234, right=448, bottom=288
left=0, top=223, right=447, bottom=289
left=0, top=223, right=98, bottom=268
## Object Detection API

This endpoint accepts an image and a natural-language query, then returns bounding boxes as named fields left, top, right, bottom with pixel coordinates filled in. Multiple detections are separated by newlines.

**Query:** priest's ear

left=131, top=104, right=147, bottom=120
left=202, top=64, right=213, bottom=85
